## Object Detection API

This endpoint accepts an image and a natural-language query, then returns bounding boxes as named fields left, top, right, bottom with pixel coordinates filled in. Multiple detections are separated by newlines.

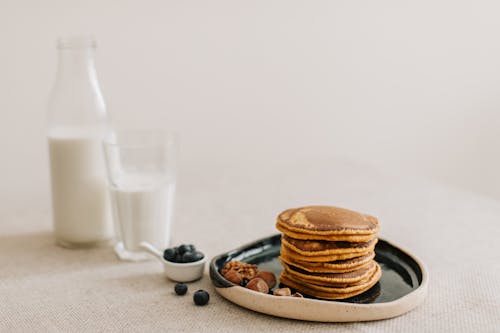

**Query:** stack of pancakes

left=276, top=206, right=381, bottom=300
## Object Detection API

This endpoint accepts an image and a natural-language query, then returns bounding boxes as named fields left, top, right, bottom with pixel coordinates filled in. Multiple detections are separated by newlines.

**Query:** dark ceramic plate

left=210, top=234, right=428, bottom=322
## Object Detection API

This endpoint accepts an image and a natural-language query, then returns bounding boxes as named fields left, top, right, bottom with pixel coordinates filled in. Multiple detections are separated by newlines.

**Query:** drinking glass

left=103, top=129, right=177, bottom=261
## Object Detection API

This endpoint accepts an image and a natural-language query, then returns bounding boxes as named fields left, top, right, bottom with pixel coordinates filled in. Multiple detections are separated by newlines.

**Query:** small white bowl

left=140, top=242, right=207, bottom=282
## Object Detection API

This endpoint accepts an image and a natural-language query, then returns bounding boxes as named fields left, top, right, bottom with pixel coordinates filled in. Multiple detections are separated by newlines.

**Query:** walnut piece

left=221, top=261, right=258, bottom=280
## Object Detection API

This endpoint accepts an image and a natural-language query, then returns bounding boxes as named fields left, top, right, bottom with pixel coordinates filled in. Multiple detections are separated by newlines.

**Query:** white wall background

left=1, top=0, right=500, bottom=210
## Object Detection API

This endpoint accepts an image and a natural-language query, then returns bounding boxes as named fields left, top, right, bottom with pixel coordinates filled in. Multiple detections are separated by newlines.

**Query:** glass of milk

left=103, top=129, right=177, bottom=261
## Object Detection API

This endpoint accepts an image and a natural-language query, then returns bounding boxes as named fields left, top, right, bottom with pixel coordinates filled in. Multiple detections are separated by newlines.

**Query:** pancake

left=280, top=242, right=372, bottom=262
left=280, top=251, right=375, bottom=273
left=280, top=268, right=376, bottom=294
left=282, top=260, right=377, bottom=285
left=284, top=268, right=374, bottom=288
left=279, top=262, right=381, bottom=300
left=276, top=222, right=375, bottom=242
left=277, top=206, right=379, bottom=236
left=282, top=235, right=378, bottom=256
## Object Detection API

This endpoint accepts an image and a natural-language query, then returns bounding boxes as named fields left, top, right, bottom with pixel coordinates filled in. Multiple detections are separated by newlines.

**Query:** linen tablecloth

left=1, top=157, right=499, bottom=332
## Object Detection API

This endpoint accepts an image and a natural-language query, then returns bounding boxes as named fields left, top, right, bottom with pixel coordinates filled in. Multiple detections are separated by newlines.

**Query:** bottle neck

left=48, top=37, right=107, bottom=133
left=55, top=48, right=97, bottom=84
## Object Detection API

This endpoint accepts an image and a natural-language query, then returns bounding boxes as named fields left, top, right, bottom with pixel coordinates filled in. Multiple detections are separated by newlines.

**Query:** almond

left=255, top=270, right=276, bottom=289
left=245, top=277, right=269, bottom=294
left=223, top=269, right=242, bottom=285
left=273, top=288, right=292, bottom=296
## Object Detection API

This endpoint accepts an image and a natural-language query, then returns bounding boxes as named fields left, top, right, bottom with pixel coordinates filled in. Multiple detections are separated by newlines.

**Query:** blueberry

left=193, top=290, right=210, bottom=306
left=174, top=283, right=188, bottom=295
left=174, top=253, right=183, bottom=263
left=163, top=248, right=176, bottom=262
left=177, top=244, right=189, bottom=255
left=192, top=251, right=204, bottom=262
left=181, top=251, right=196, bottom=263
left=178, top=244, right=192, bottom=255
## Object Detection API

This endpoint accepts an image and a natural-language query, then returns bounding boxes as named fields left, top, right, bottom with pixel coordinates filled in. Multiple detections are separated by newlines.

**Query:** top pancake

left=276, top=221, right=375, bottom=242
left=277, top=206, right=379, bottom=236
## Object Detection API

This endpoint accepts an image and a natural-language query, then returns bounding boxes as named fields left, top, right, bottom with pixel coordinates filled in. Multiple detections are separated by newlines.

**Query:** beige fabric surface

left=1, top=158, right=500, bottom=332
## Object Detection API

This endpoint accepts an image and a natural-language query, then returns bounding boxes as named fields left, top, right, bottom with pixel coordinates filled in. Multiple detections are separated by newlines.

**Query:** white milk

left=48, top=135, right=113, bottom=246
left=111, top=179, right=175, bottom=252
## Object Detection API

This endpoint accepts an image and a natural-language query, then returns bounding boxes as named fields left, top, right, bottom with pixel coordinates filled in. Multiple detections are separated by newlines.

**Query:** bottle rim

left=57, top=35, right=97, bottom=50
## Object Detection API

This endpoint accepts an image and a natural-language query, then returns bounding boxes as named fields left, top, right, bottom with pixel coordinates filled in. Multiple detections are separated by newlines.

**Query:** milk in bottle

left=47, top=36, right=112, bottom=247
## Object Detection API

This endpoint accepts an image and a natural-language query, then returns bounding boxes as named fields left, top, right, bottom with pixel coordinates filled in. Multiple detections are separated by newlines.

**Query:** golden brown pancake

left=284, top=267, right=374, bottom=288
left=277, top=206, right=379, bottom=236
left=280, top=251, right=375, bottom=273
left=282, top=260, right=376, bottom=285
left=282, top=235, right=378, bottom=256
left=276, top=222, right=375, bottom=242
left=279, top=262, right=381, bottom=300
left=282, top=255, right=375, bottom=284
left=283, top=260, right=375, bottom=284
left=280, top=242, right=372, bottom=262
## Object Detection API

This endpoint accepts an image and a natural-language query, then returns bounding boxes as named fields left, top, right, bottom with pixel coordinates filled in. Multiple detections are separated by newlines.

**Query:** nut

left=255, top=270, right=276, bottom=289
left=221, top=261, right=258, bottom=280
left=238, top=266, right=258, bottom=280
left=223, top=269, right=242, bottom=285
left=245, top=277, right=269, bottom=294
left=292, top=292, right=304, bottom=298
left=273, top=288, right=291, bottom=296
left=221, top=261, right=241, bottom=275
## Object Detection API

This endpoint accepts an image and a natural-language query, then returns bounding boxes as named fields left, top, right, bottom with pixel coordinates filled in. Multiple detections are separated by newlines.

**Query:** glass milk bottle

left=47, top=36, right=113, bottom=248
